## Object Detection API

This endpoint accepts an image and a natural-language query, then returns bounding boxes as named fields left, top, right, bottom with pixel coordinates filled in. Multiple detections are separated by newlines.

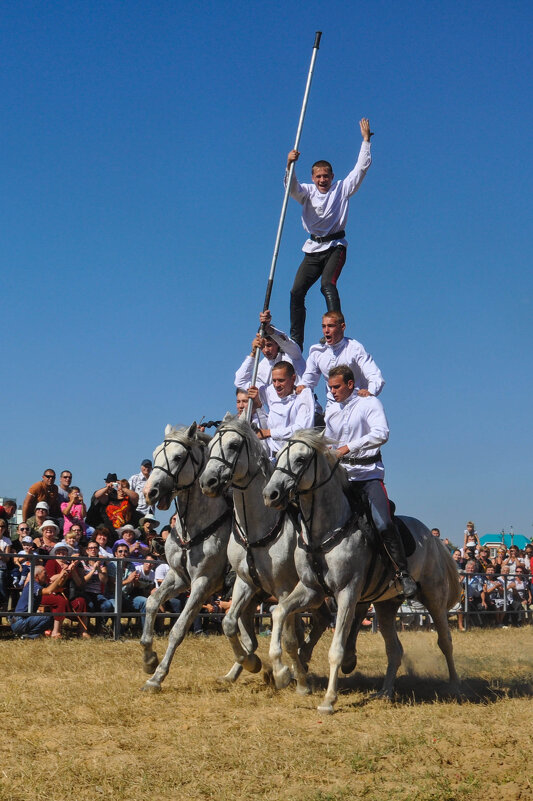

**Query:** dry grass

left=1, top=626, right=533, bottom=801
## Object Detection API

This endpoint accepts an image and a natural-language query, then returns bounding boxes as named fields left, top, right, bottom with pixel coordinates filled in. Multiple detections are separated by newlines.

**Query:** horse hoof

left=296, top=683, right=311, bottom=696
left=141, top=681, right=162, bottom=693
left=317, top=702, right=334, bottom=715
left=371, top=689, right=393, bottom=701
left=262, top=668, right=273, bottom=685
left=243, top=654, right=262, bottom=674
left=341, top=655, right=357, bottom=675
left=142, top=654, right=159, bottom=674
left=274, top=666, right=291, bottom=690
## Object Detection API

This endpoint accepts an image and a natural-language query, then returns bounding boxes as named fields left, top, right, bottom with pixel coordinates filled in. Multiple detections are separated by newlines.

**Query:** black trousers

left=290, top=245, right=346, bottom=349
left=352, top=478, right=409, bottom=574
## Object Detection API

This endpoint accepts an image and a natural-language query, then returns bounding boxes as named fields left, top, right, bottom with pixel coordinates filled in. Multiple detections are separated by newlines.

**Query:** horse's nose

left=263, top=487, right=280, bottom=506
left=146, top=487, right=158, bottom=501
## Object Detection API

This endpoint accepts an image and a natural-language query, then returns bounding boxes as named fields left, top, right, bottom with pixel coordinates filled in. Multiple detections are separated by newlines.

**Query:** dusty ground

left=1, top=626, right=532, bottom=801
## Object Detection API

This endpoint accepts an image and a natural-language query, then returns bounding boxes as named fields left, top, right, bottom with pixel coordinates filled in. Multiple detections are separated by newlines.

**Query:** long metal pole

left=246, top=31, right=322, bottom=422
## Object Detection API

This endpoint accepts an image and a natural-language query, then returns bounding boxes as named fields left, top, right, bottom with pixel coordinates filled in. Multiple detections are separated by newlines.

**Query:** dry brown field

left=1, top=625, right=533, bottom=801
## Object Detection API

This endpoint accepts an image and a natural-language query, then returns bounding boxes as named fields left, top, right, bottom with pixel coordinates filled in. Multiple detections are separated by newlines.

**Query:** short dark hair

left=272, top=361, right=295, bottom=377
left=312, top=160, right=333, bottom=174
left=328, top=365, right=354, bottom=384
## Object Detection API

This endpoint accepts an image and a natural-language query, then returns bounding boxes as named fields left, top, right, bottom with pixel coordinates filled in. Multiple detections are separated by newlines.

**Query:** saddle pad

left=394, top=515, right=416, bottom=558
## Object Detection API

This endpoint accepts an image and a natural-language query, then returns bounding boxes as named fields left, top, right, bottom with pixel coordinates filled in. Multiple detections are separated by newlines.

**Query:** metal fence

left=3, top=562, right=532, bottom=639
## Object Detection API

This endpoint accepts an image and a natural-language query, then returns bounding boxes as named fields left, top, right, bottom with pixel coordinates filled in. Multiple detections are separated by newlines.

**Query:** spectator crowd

left=1, top=471, right=532, bottom=638
left=0, top=463, right=233, bottom=639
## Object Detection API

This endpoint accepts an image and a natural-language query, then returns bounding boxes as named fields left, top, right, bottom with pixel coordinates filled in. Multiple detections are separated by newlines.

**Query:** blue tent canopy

left=480, top=533, right=530, bottom=550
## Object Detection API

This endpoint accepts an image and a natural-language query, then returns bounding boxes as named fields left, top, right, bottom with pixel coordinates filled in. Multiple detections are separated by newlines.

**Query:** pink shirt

left=61, top=502, right=86, bottom=534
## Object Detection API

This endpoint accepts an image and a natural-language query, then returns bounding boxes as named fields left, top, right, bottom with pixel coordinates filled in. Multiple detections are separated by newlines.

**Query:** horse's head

left=200, top=414, right=269, bottom=497
left=263, top=430, right=331, bottom=510
left=144, top=423, right=208, bottom=510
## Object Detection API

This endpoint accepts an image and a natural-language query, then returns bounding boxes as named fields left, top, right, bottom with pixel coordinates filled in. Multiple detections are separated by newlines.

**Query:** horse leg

left=420, top=592, right=460, bottom=691
left=141, top=575, right=214, bottom=692
left=298, top=601, right=331, bottom=670
left=220, top=577, right=261, bottom=681
left=372, top=599, right=403, bottom=699
left=140, top=571, right=185, bottom=674
left=270, top=582, right=324, bottom=691
left=319, top=587, right=357, bottom=715
left=281, top=613, right=311, bottom=695
left=342, top=602, right=370, bottom=675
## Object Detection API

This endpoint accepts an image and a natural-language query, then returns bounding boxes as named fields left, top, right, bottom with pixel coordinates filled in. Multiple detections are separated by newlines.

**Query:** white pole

left=246, top=31, right=322, bottom=422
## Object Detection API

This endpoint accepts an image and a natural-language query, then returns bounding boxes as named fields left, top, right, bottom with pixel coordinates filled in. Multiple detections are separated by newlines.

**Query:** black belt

left=341, top=451, right=382, bottom=466
left=310, top=229, right=345, bottom=244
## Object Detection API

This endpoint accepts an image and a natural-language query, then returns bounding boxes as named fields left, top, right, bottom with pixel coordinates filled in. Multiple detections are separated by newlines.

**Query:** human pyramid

left=233, top=117, right=417, bottom=599
left=139, top=122, right=460, bottom=709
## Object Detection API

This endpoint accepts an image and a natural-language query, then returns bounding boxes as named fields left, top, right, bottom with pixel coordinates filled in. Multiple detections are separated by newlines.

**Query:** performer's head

left=328, top=365, right=355, bottom=403
left=322, top=311, right=345, bottom=345
left=271, top=361, right=296, bottom=398
left=236, top=388, right=248, bottom=415
left=311, top=160, right=334, bottom=194
left=260, top=335, right=280, bottom=360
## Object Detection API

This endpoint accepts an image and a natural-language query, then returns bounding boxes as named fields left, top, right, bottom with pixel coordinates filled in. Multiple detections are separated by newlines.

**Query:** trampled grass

left=1, top=626, right=532, bottom=801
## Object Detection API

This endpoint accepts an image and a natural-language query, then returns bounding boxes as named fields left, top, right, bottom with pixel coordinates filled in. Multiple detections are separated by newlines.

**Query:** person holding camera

left=60, top=485, right=87, bottom=535
left=89, top=474, right=139, bottom=534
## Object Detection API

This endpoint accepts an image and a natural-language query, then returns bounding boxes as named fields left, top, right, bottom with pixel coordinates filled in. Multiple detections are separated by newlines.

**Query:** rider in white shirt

left=247, top=361, right=314, bottom=460
left=324, top=364, right=416, bottom=598
left=297, top=310, right=384, bottom=407
left=235, top=310, right=306, bottom=391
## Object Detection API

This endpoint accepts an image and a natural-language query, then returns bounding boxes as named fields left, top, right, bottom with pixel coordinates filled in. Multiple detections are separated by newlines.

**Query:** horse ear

left=223, top=411, right=233, bottom=422
left=164, top=423, right=173, bottom=437
left=186, top=422, right=198, bottom=439
left=319, top=429, right=326, bottom=438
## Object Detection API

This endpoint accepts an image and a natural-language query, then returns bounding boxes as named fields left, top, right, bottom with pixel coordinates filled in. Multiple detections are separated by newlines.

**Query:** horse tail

left=441, top=545, right=461, bottom=609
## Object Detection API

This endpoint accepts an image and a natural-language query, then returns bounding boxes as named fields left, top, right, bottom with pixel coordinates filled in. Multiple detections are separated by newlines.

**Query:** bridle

left=207, top=427, right=261, bottom=491
left=151, top=437, right=208, bottom=538
left=274, top=439, right=341, bottom=497
left=151, top=438, right=206, bottom=492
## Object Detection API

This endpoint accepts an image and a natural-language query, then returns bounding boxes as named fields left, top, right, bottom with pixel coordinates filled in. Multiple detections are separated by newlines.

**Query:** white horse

left=199, top=415, right=331, bottom=692
left=263, top=430, right=461, bottom=714
left=139, top=423, right=232, bottom=692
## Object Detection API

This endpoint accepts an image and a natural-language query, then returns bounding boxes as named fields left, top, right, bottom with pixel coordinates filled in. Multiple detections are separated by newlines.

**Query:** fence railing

left=3, top=562, right=532, bottom=639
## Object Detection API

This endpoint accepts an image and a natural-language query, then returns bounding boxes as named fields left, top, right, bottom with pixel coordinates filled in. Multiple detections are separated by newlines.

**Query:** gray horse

left=199, top=415, right=331, bottom=692
left=139, top=423, right=233, bottom=692
left=263, top=430, right=461, bottom=714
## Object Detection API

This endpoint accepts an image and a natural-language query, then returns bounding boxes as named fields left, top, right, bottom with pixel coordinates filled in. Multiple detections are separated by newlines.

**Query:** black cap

left=104, top=473, right=118, bottom=482
left=141, top=459, right=152, bottom=467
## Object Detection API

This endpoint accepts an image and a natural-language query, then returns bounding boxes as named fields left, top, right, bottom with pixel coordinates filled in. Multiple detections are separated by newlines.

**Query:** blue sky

left=1, top=1, right=532, bottom=545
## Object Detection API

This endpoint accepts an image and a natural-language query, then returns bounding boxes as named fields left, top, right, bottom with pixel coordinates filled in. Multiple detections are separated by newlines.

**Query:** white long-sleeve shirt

left=258, top=385, right=315, bottom=459
left=300, top=336, right=384, bottom=403
left=325, top=391, right=388, bottom=481
left=285, top=141, right=372, bottom=254
left=234, top=325, right=306, bottom=390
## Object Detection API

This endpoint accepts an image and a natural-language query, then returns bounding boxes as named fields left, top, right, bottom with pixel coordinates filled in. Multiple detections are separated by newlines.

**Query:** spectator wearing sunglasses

left=22, top=469, right=61, bottom=522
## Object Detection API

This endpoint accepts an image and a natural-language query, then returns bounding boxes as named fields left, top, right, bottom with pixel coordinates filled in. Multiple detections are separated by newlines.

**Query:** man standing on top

left=286, top=118, right=373, bottom=348
left=235, top=309, right=306, bottom=391
left=325, top=365, right=416, bottom=598
left=297, top=310, right=384, bottom=407
left=247, top=361, right=314, bottom=460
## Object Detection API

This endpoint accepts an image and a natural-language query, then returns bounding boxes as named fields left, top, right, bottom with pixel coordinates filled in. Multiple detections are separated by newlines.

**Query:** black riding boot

left=290, top=291, right=306, bottom=350
left=321, top=282, right=341, bottom=313
left=380, top=525, right=417, bottom=598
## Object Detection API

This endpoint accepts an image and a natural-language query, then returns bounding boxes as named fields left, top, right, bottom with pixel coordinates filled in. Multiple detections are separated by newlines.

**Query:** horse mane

left=164, top=425, right=211, bottom=447
left=218, top=416, right=273, bottom=478
left=292, top=428, right=350, bottom=491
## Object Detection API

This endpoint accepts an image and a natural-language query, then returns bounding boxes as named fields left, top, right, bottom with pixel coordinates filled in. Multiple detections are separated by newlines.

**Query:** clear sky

left=1, top=1, right=532, bottom=545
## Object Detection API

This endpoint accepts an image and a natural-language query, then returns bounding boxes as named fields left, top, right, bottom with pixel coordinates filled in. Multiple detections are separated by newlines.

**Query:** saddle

left=344, top=486, right=416, bottom=559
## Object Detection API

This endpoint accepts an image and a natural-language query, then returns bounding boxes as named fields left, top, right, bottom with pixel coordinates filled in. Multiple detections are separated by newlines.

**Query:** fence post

left=113, top=557, right=123, bottom=641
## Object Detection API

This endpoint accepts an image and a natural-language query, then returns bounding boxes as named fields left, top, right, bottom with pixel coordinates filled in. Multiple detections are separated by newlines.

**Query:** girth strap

left=232, top=511, right=286, bottom=593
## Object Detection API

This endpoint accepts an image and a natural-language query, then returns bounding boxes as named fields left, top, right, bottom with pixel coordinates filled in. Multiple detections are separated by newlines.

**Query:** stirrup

left=396, top=571, right=417, bottom=599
